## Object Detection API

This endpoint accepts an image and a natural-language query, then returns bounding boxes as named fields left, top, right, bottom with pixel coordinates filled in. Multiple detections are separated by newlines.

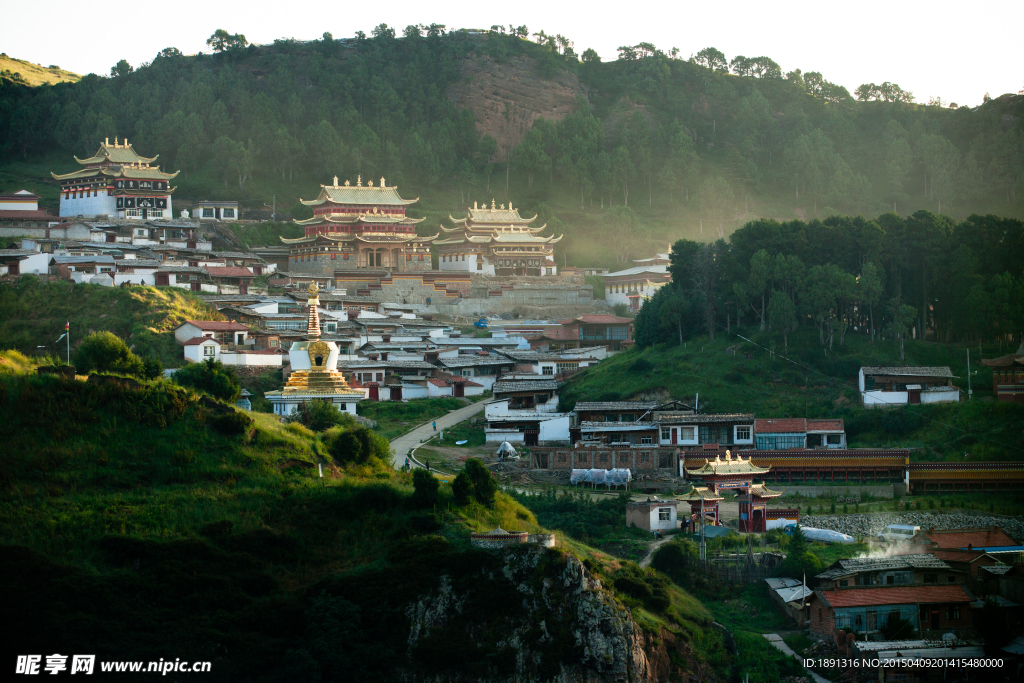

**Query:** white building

left=602, top=257, right=672, bottom=312
left=859, top=366, right=960, bottom=407
left=193, top=201, right=239, bottom=221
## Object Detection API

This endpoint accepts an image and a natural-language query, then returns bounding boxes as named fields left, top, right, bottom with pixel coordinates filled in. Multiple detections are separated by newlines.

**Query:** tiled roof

left=0, top=209, right=55, bottom=219
left=427, top=378, right=450, bottom=387
left=656, top=412, right=754, bottom=424
left=756, top=418, right=807, bottom=433
left=570, top=315, right=633, bottom=324
left=181, top=320, right=249, bottom=331
left=862, top=366, right=954, bottom=377
left=576, top=401, right=660, bottom=411
left=0, top=249, right=36, bottom=257
left=204, top=266, right=254, bottom=278
left=925, top=528, right=1017, bottom=549
left=493, top=378, right=558, bottom=393
left=816, top=584, right=972, bottom=608
left=817, top=554, right=951, bottom=578
left=981, top=564, right=1012, bottom=575
left=181, top=337, right=218, bottom=346
left=807, top=419, right=844, bottom=431
left=535, top=328, right=579, bottom=341
left=438, top=358, right=515, bottom=368
left=580, top=421, right=657, bottom=431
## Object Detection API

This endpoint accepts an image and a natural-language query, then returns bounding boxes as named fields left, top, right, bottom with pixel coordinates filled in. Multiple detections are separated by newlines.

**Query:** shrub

left=464, top=458, right=498, bottom=507
left=412, top=469, right=439, bottom=508
left=210, top=410, right=253, bottom=435
left=452, top=473, right=472, bottom=506
left=74, top=331, right=145, bottom=377
left=288, top=399, right=355, bottom=432
left=173, top=359, right=240, bottom=401
left=830, top=501, right=836, bottom=513
left=329, top=426, right=391, bottom=466
left=142, top=356, right=163, bottom=380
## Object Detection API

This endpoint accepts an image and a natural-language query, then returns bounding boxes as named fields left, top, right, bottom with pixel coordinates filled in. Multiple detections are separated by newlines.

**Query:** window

left=658, top=508, right=672, bottom=521
left=735, top=425, right=752, bottom=441
left=755, top=433, right=805, bottom=450
left=827, top=434, right=842, bottom=445
left=462, top=370, right=472, bottom=377
left=406, top=254, right=411, bottom=261
left=222, top=208, right=235, bottom=218
left=680, top=426, right=696, bottom=441
left=149, top=209, right=163, bottom=218
left=661, top=429, right=670, bottom=441
left=948, top=575, right=956, bottom=582
left=557, top=453, right=566, bottom=463
left=600, top=453, right=608, bottom=463
left=203, top=344, right=216, bottom=357
left=658, top=452, right=672, bottom=468
left=839, top=579, right=849, bottom=587
left=640, top=452, right=650, bottom=462
left=126, top=209, right=141, bottom=217
left=542, top=366, right=554, bottom=375
left=945, top=606, right=960, bottom=620
left=924, top=573, right=937, bottom=583
left=269, top=339, right=278, bottom=348
left=640, top=436, right=653, bottom=445
left=202, top=208, right=215, bottom=218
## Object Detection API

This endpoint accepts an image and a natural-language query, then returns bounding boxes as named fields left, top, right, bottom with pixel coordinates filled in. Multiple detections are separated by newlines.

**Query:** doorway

left=453, top=382, right=464, bottom=398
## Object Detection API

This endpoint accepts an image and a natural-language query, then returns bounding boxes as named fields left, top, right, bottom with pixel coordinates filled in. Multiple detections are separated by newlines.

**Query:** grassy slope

left=0, top=278, right=223, bottom=368
left=561, top=326, right=1024, bottom=461
left=358, top=397, right=467, bottom=439
left=0, top=54, right=80, bottom=86
left=0, top=367, right=732, bottom=680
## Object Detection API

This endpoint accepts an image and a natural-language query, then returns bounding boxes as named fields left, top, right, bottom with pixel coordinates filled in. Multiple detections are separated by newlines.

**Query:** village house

left=0, top=249, right=48, bottom=276
left=49, top=254, right=116, bottom=281
left=486, top=375, right=569, bottom=446
left=815, top=555, right=963, bottom=589
left=626, top=498, right=678, bottom=531
left=859, top=366, right=960, bottom=407
left=435, top=355, right=517, bottom=390
left=192, top=200, right=239, bottom=221
left=754, top=418, right=847, bottom=450
left=174, top=320, right=251, bottom=346
left=602, top=254, right=672, bottom=311
left=0, top=190, right=61, bottom=231
left=808, top=584, right=975, bottom=637
left=203, top=266, right=256, bottom=294
left=656, top=412, right=756, bottom=449
left=981, top=343, right=1024, bottom=403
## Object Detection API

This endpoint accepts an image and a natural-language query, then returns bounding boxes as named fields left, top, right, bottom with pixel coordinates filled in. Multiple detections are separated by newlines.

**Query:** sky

left=3, top=0, right=1021, bottom=107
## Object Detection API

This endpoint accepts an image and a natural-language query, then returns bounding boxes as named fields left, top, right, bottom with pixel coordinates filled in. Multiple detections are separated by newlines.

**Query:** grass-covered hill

left=1, top=362, right=804, bottom=681
left=560, top=327, right=1024, bottom=462
left=1, top=29, right=1021, bottom=268
left=0, top=278, right=221, bottom=368
left=0, top=53, right=80, bottom=87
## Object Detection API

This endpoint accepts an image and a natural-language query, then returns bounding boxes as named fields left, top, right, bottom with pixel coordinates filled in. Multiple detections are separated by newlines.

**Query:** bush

left=142, top=355, right=163, bottom=380
left=74, top=331, right=145, bottom=377
left=452, top=473, right=472, bottom=506
left=412, top=468, right=439, bottom=508
left=329, top=426, right=391, bottom=466
left=210, top=410, right=253, bottom=435
left=288, top=399, right=355, bottom=432
left=173, top=359, right=240, bottom=401
left=464, top=458, right=498, bottom=507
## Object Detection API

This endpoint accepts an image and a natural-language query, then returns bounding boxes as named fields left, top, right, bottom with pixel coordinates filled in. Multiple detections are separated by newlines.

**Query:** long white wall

left=59, top=193, right=117, bottom=218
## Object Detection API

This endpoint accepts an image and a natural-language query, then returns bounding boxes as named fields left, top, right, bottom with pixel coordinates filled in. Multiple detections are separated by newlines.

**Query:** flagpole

left=66, top=321, right=70, bottom=366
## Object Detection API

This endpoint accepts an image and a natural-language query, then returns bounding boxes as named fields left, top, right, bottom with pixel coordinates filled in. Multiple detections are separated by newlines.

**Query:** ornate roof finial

left=500, top=203, right=505, bottom=210
left=726, top=449, right=732, bottom=460
left=474, top=201, right=478, bottom=209
left=105, top=137, right=109, bottom=146
left=380, top=176, right=385, bottom=187
left=124, top=138, right=128, bottom=147
left=333, top=175, right=338, bottom=187
left=368, top=178, right=374, bottom=186
left=114, top=136, right=119, bottom=146
left=357, top=175, right=362, bottom=186
left=344, top=179, right=350, bottom=186
left=491, top=198, right=496, bottom=209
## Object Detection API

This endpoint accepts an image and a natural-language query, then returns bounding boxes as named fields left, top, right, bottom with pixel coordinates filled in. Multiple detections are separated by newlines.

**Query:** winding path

left=388, top=401, right=486, bottom=469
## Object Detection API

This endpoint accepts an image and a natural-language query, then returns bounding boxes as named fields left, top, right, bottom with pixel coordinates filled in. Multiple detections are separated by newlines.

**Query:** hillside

left=0, top=30, right=1021, bottom=269
left=0, top=366, right=772, bottom=681
left=0, top=53, right=80, bottom=86
left=560, top=327, right=1024, bottom=461
left=0, top=278, right=222, bottom=368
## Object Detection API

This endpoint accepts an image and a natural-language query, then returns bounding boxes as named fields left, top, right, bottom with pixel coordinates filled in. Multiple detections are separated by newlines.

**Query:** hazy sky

left=4, top=0, right=1020, bottom=107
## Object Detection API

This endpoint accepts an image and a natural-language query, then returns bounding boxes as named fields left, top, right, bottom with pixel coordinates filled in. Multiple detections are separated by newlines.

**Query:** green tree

left=858, top=262, right=885, bottom=342
left=412, top=468, right=440, bottom=508
left=74, top=331, right=145, bottom=377
left=767, top=289, right=797, bottom=352
left=142, top=356, right=163, bottom=380
left=206, top=29, right=248, bottom=53
left=109, top=60, right=133, bottom=78
left=288, top=399, right=354, bottom=432
left=885, top=296, right=917, bottom=361
left=172, top=358, right=240, bottom=401
left=452, top=472, right=473, bottom=506
left=693, top=47, right=727, bottom=72
left=329, top=425, right=391, bottom=466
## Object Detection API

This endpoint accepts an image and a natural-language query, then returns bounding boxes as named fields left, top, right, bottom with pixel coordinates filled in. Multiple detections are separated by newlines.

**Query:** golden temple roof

left=678, top=486, right=723, bottom=502
left=73, top=138, right=158, bottom=166
left=293, top=213, right=425, bottom=226
left=749, top=484, right=783, bottom=498
left=685, top=451, right=770, bottom=477
left=299, top=177, right=418, bottom=207
left=51, top=163, right=178, bottom=182
left=449, top=200, right=538, bottom=226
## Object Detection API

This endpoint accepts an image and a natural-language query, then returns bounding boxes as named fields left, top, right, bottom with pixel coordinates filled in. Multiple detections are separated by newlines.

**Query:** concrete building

left=859, top=366, right=960, bottom=407
left=626, top=498, right=678, bottom=531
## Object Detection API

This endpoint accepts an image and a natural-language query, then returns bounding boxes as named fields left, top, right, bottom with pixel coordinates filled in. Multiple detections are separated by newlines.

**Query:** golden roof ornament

left=368, top=178, right=374, bottom=186
left=357, top=175, right=362, bottom=186
left=491, top=198, right=496, bottom=209
left=344, top=179, right=350, bottom=186
left=308, top=281, right=319, bottom=296
left=333, top=176, right=339, bottom=187
left=500, top=204, right=505, bottom=209
left=114, top=136, right=119, bottom=146
left=473, top=201, right=478, bottom=209
left=380, top=176, right=385, bottom=187
left=726, top=449, right=732, bottom=460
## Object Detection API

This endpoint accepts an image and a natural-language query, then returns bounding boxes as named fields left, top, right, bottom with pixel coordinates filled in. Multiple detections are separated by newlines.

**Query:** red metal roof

left=181, top=336, right=219, bottom=346
left=427, top=378, right=450, bottom=387
left=928, top=550, right=990, bottom=563
left=204, top=266, right=254, bottom=278
left=924, top=528, right=1017, bottom=549
left=755, top=418, right=807, bottom=433
left=182, top=320, right=249, bottom=331
left=0, top=209, right=54, bottom=219
left=807, top=419, right=844, bottom=431
left=818, top=584, right=972, bottom=608
left=570, top=315, right=633, bottom=324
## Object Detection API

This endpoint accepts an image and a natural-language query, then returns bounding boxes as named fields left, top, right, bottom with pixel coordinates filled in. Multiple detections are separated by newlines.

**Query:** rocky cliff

left=447, top=55, right=585, bottom=160
left=404, top=544, right=717, bottom=682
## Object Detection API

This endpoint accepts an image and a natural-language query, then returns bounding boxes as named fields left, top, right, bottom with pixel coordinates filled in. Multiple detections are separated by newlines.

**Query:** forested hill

left=1, top=27, right=1022, bottom=267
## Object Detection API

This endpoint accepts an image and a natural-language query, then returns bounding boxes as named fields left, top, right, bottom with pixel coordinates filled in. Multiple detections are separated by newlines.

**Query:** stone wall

left=778, top=485, right=895, bottom=499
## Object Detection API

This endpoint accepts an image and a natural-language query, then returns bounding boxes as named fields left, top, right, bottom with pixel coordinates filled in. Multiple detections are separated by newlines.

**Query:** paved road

left=762, top=634, right=832, bottom=683
left=388, top=401, right=486, bottom=469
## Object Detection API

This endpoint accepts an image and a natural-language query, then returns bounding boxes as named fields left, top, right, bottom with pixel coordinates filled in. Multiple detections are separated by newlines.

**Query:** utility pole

left=65, top=321, right=70, bottom=365
left=966, top=348, right=972, bottom=400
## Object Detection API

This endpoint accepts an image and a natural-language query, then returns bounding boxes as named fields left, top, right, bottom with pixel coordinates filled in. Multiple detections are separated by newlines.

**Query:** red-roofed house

left=754, top=418, right=846, bottom=450
left=809, top=584, right=974, bottom=636
left=924, top=550, right=1003, bottom=580
left=0, top=190, right=61, bottom=229
left=204, top=266, right=255, bottom=294
left=916, top=527, right=1018, bottom=552
left=174, top=320, right=251, bottom=345
left=425, top=374, right=484, bottom=398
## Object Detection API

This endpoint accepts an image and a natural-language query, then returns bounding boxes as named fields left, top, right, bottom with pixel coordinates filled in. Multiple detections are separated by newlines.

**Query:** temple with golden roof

left=282, top=176, right=436, bottom=275
left=51, top=138, right=178, bottom=219
left=684, top=450, right=782, bottom=532
left=435, top=199, right=563, bottom=276
left=265, top=283, right=365, bottom=417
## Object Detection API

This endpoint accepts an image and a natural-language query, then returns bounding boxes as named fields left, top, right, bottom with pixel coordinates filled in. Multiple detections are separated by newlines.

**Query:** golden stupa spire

left=306, top=282, right=322, bottom=339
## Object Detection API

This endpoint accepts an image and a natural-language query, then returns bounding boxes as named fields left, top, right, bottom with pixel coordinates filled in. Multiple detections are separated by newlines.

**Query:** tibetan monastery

left=51, top=138, right=177, bottom=219
left=265, top=283, right=365, bottom=416
left=684, top=450, right=782, bottom=533
left=283, top=176, right=436, bottom=275
left=436, top=200, right=562, bottom=276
